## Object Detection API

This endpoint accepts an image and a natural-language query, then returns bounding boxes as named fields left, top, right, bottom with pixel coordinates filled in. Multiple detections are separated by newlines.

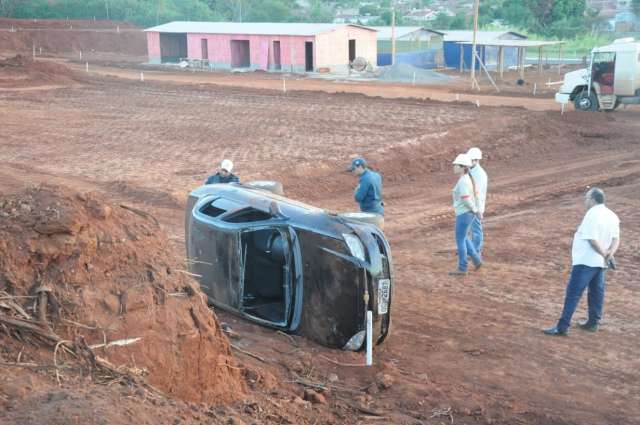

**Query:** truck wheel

left=339, top=212, right=384, bottom=228
left=574, top=90, right=598, bottom=111
left=245, top=180, right=284, bottom=195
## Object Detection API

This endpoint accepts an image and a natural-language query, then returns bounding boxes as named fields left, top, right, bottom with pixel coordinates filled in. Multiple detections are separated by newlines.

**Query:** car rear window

left=200, top=197, right=243, bottom=218
left=223, top=207, right=273, bottom=223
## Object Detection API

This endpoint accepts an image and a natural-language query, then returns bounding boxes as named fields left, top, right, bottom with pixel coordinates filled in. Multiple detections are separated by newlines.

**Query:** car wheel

left=339, top=212, right=384, bottom=228
left=245, top=180, right=284, bottom=195
left=574, top=90, right=598, bottom=111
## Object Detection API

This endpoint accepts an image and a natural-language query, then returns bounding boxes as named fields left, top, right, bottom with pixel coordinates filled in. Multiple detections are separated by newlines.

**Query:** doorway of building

left=305, top=42, right=313, bottom=72
left=273, top=41, right=281, bottom=70
left=230, top=40, right=251, bottom=68
left=349, top=39, right=356, bottom=62
left=201, top=39, right=208, bottom=60
left=159, top=33, right=187, bottom=63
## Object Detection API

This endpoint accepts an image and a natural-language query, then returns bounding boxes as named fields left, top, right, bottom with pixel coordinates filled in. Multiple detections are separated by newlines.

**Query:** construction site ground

left=2, top=46, right=640, bottom=424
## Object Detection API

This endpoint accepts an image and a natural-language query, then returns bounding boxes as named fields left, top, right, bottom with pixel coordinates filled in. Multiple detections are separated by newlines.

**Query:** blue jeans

left=557, top=265, right=606, bottom=332
left=471, top=215, right=483, bottom=253
left=455, top=212, right=482, bottom=272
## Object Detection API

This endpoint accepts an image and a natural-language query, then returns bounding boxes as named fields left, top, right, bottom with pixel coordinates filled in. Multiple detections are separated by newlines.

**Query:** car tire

left=339, top=212, right=384, bottom=228
left=245, top=180, right=284, bottom=195
left=574, top=90, right=598, bottom=111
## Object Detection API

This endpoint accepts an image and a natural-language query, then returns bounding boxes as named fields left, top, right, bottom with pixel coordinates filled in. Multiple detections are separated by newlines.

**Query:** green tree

left=244, top=0, right=292, bottom=22
left=307, top=0, right=333, bottom=23
left=632, top=0, right=640, bottom=15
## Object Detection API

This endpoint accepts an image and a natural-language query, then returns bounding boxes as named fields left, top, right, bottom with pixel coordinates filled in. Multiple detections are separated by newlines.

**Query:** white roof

left=145, top=21, right=376, bottom=36
left=437, top=30, right=527, bottom=43
left=593, top=38, right=639, bottom=53
left=370, top=26, right=443, bottom=40
left=457, top=40, right=563, bottom=48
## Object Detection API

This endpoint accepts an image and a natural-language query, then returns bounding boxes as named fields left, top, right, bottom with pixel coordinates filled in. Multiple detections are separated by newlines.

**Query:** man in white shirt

left=543, top=187, right=620, bottom=336
left=468, top=147, right=488, bottom=253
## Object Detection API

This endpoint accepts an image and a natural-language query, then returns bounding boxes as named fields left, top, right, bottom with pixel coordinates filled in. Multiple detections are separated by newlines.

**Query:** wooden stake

left=470, top=0, right=480, bottom=88
left=391, top=7, right=396, bottom=66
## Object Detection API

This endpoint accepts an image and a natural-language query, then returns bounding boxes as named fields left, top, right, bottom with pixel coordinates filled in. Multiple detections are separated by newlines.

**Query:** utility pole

left=391, top=6, right=396, bottom=65
left=470, top=0, right=480, bottom=89
left=105, top=0, right=109, bottom=20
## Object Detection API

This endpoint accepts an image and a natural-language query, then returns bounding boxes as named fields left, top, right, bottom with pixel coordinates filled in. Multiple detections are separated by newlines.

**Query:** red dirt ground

left=1, top=31, right=640, bottom=424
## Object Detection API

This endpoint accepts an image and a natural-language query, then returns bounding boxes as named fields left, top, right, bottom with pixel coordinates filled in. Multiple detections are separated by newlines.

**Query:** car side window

left=223, top=207, right=273, bottom=223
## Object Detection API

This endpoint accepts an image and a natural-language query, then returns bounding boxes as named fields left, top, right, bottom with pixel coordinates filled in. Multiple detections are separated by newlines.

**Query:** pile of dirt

left=0, top=185, right=244, bottom=403
left=0, top=18, right=145, bottom=56
left=377, top=63, right=456, bottom=85
left=0, top=54, right=83, bottom=87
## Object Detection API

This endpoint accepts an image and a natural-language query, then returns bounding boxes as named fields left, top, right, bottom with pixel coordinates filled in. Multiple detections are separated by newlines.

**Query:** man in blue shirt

left=205, top=159, right=240, bottom=185
left=347, top=157, right=384, bottom=216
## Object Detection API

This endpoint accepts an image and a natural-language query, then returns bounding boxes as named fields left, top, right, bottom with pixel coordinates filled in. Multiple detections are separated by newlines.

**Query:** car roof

left=190, top=184, right=355, bottom=237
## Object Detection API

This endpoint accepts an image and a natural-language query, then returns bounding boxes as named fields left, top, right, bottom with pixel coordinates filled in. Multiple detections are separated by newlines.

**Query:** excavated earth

left=1, top=24, right=640, bottom=424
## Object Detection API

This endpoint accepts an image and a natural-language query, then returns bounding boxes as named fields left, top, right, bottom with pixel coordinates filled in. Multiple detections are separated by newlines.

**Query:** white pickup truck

left=555, top=38, right=640, bottom=111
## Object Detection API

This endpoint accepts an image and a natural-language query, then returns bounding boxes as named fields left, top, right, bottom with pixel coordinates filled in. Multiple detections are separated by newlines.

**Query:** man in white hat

left=205, top=159, right=240, bottom=184
left=467, top=147, right=488, bottom=254
left=450, top=153, right=482, bottom=275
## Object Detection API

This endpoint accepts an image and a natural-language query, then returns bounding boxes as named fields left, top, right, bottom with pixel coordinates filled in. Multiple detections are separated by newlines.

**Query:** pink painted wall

left=146, top=32, right=161, bottom=63
left=186, top=33, right=314, bottom=70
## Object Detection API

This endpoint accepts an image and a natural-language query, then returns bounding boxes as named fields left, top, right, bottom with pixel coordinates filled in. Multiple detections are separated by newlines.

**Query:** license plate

left=378, top=279, right=390, bottom=315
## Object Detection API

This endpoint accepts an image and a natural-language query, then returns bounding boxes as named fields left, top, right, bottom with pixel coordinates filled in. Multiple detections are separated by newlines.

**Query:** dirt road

left=1, top=68, right=640, bottom=424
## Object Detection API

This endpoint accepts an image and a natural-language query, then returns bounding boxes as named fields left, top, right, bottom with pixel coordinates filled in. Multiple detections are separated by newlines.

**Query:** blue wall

left=377, top=49, right=441, bottom=69
left=444, top=42, right=521, bottom=70
left=444, top=42, right=482, bottom=70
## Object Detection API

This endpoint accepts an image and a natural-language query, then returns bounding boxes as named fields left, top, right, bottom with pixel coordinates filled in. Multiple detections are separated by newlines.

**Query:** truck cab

left=555, top=38, right=640, bottom=111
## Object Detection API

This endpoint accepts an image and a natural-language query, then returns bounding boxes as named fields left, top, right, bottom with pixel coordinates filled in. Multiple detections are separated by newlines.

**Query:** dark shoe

left=449, top=269, right=467, bottom=276
left=543, top=326, right=568, bottom=336
left=578, top=321, right=599, bottom=332
left=474, top=261, right=483, bottom=271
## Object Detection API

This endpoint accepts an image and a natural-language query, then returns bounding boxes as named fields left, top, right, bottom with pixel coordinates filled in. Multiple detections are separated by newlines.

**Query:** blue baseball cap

left=347, top=157, right=367, bottom=171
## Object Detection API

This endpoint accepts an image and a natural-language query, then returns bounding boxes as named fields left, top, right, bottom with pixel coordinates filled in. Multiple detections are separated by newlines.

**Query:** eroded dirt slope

left=0, top=185, right=244, bottom=411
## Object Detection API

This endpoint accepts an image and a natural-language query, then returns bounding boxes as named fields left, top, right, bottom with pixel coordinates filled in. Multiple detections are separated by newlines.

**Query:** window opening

left=224, top=207, right=273, bottom=223
left=241, top=228, right=290, bottom=324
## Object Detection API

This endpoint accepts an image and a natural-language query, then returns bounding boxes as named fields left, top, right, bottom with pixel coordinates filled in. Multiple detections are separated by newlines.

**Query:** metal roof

left=456, top=40, right=563, bottom=48
left=436, top=30, right=527, bottom=43
left=370, top=26, right=444, bottom=40
left=144, top=21, right=376, bottom=36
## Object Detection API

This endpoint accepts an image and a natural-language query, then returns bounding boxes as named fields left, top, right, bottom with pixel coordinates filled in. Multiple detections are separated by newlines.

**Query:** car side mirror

left=269, top=201, right=283, bottom=218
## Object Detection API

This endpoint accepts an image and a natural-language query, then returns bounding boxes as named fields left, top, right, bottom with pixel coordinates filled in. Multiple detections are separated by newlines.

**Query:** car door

left=187, top=196, right=243, bottom=309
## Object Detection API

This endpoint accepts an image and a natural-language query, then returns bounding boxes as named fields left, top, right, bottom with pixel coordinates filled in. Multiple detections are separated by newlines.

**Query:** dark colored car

left=184, top=182, right=393, bottom=349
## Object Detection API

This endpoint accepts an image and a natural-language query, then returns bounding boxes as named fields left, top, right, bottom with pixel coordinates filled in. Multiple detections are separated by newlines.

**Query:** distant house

left=404, top=9, right=438, bottom=22
left=144, top=21, right=377, bottom=73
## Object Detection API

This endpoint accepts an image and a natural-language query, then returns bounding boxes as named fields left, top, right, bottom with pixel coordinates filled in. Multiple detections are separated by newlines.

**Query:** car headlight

left=343, top=330, right=365, bottom=351
left=343, top=233, right=366, bottom=261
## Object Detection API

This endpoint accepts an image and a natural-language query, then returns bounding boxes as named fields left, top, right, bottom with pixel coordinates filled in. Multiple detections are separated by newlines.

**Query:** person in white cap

left=205, top=159, right=240, bottom=184
left=467, top=147, right=488, bottom=253
left=450, top=153, right=482, bottom=276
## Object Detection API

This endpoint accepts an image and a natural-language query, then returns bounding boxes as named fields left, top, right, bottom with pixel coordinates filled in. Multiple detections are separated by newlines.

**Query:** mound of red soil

left=0, top=185, right=244, bottom=403
left=0, top=54, right=83, bottom=87
left=0, top=18, right=145, bottom=56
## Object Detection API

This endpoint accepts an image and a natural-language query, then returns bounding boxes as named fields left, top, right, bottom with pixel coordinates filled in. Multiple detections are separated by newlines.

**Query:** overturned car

left=185, top=182, right=393, bottom=349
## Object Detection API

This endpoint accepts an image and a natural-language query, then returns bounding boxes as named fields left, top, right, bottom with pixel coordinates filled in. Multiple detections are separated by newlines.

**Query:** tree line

left=0, top=0, right=333, bottom=27
left=0, top=0, right=626, bottom=39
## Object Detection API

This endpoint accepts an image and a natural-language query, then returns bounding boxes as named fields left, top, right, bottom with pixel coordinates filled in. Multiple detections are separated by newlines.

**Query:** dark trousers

left=557, top=265, right=606, bottom=332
